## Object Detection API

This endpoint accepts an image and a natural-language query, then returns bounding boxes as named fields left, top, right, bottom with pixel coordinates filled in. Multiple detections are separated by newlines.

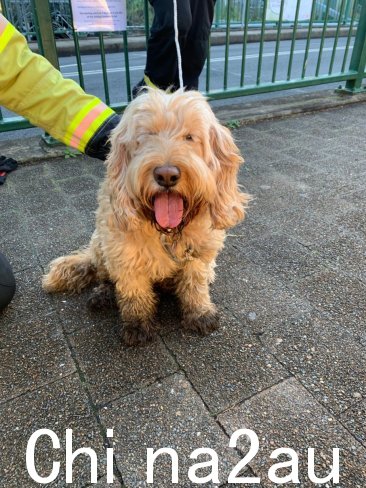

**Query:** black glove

left=0, top=156, right=18, bottom=185
left=84, top=113, right=121, bottom=161
left=0, top=252, right=16, bottom=311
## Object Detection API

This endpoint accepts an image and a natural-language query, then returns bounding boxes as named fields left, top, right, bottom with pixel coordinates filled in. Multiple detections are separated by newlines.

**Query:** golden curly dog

left=43, top=89, right=249, bottom=346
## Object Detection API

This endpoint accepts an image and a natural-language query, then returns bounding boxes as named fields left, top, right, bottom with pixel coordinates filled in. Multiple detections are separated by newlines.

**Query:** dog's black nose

left=153, top=165, right=181, bottom=188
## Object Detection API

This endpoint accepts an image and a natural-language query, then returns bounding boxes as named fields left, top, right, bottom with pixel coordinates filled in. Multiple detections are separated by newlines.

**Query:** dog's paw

left=121, top=320, right=157, bottom=346
left=182, top=311, right=219, bottom=336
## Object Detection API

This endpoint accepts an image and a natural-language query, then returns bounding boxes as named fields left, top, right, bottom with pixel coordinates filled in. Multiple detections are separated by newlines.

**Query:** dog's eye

left=185, top=134, right=193, bottom=141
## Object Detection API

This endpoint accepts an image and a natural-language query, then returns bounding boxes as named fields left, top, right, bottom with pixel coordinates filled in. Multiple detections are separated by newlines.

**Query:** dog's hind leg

left=87, top=282, right=116, bottom=310
left=42, top=247, right=97, bottom=294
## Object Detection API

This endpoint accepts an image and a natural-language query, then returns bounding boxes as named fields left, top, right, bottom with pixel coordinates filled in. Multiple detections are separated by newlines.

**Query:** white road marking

left=60, top=45, right=352, bottom=77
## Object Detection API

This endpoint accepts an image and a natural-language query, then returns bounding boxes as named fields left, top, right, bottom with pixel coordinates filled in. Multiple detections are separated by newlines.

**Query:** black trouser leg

left=179, top=0, right=216, bottom=90
left=145, top=0, right=192, bottom=90
left=0, top=252, right=16, bottom=311
left=145, top=0, right=215, bottom=91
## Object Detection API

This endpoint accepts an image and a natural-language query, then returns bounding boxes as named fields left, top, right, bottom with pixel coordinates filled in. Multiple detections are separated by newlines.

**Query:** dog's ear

left=105, top=120, right=140, bottom=231
left=209, top=122, right=250, bottom=229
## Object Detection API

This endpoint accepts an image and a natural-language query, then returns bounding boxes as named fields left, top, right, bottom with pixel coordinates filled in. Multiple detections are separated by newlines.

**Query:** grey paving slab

left=0, top=269, right=76, bottom=403
left=295, top=270, right=366, bottom=324
left=70, top=321, right=178, bottom=406
left=261, top=312, right=366, bottom=415
left=336, top=207, right=366, bottom=238
left=6, top=163, right=47, bottom=187
left=238, top=177, right=313, bottom=223
left=70, top=190, right=99, bottom=214
left=0, top=374, right=106, bottom=487
left=311, top=231, right=366, bottom=283
left=100, top=374, right=240, bottom=488
left=55, top=290, right=117, bottom=335
left=0, top=209, right=28, bottom=240
left=0, top=231, right=38, bottom=272
left=93, top=475, right=122, bottom=486
left=342, top=187, right=366, bottom=210
left=44, top=157, right=90, bottom=180
left=0, top=268, right=58, bottom=339
left=164, top=311, right=289, bottom=414
left=227, top=214, right=272, bottom=244
left=236, top=234, right=325, bottom=285
left=0, top=265, right=57, bottom=341
left=56, top=175, right=99, bottom=196
left=26, top=208, right=92, bottom=266
left=0, top=180, right=17, bottom=203
left=306, top=154, right=366, bottom=184
left=318, top=138, right=366, bottom=163
left=236, top=185, right=353, bottom=251
left=218, top=378, right=366, bottom=488
left=211, top=252, right=312, bottom=335
left=340, top=400, right=366, bottom=448
left=83, top=157, right=107, bottom=179
left=0, top=325, right=75, bottom=404
left=19, top=185, right=71, bottom=216
left=263, top=206, right=352, bottom=247
left=0, top=316, right=75, bottom=403
left=12, top=166, right=71, bottom=216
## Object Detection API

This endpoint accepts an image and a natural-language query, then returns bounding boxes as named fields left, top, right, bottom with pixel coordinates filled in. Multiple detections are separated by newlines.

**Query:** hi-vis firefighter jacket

left=0, top=14, right=120, bottom=160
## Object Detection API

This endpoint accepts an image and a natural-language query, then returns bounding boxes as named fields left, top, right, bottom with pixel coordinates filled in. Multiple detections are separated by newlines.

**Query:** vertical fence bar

left=98, top=33, right=110, bottom=105
left=271, top=0, right=285, bottom=83
left=240, top=0, right=250, bottom=86
left=72, top=33, right=85, bottom=89
left=257, top=0, right=268, bottom=85
left=287, top=0, right=301, bottom=81
left=143, top=0, right=150, bottom=47
left=343, top=0, right=352, bottom=23
left=123, top=30, right=132, bottom=102
left=344, top=0, right=366, bottom=92
left=328, top=0, right=347, bottom=74
left=206, top=35, right=211, bottom=93
left=0, top=0, right=9, bottom=18
left=215, top=0, right=222, bottom=28
left=301, top=0, right=317, bottom=78
left=315, top=0, right=331, bottom=76
left=31, top=0, right=59, bottom=67
left=68, top=0, right=85, bottom=89
left=223, top=0, right=231, bottom=90
left=31, top=0, right=60, bottom=144
left=341, top=0, right=358, bottom=72
left=30, top=0, right=44, bottom=55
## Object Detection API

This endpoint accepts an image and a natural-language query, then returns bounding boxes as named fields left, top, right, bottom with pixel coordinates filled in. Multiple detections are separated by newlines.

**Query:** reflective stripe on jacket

left=0, top=14, right=119, bottom=160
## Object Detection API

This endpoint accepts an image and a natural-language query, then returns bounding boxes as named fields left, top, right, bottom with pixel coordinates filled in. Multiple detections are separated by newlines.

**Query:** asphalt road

left=0, top=35, right=354, bottom=141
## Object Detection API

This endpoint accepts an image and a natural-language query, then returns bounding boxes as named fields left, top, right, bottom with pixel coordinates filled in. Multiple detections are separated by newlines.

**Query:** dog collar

left=160, top=233, right=194, bottom=265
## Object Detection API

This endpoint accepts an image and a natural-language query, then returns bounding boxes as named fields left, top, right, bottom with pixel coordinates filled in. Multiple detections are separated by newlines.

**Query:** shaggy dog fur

left=43, top=89, right=249, bottom=346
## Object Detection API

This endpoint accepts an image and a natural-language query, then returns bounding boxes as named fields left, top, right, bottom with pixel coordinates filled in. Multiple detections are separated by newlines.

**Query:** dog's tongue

left=154, top=192, right=184, bottom=229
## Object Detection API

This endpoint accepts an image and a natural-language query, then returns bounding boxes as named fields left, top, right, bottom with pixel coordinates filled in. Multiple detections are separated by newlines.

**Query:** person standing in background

left=133, top=0, right=216, bottom=95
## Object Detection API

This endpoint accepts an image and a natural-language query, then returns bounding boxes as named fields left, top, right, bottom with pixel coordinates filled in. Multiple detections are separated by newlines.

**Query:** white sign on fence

left=267, top=0, right=312, bottom=21
left=70, top=0, right=127, bottom=32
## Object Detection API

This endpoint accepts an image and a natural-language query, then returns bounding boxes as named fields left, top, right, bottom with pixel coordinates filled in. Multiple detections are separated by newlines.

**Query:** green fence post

left=341, top=0, right=366, bottom=93
left=31, top=0, right=59, bottom=69
left=31, top=0, right=61, bottom=145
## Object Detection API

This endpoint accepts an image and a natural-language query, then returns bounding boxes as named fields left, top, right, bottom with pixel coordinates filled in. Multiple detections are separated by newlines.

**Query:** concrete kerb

left=29, top=26, right=356, bottom=57
left=3, top=88, right=366, bottom=166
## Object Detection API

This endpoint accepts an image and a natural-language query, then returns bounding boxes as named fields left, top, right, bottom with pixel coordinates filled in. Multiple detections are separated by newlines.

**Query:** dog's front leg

left=176, top=260, right=219, bottom=336
left=115, top=277, right=157, bottom=346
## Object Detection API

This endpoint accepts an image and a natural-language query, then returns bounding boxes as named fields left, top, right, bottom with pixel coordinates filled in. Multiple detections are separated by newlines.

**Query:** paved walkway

left=1, top=102, right=366, bottom=487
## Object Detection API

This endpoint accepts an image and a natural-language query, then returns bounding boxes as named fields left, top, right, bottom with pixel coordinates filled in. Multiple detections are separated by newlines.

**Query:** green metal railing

left=0, top=0, right=365, bottom=133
